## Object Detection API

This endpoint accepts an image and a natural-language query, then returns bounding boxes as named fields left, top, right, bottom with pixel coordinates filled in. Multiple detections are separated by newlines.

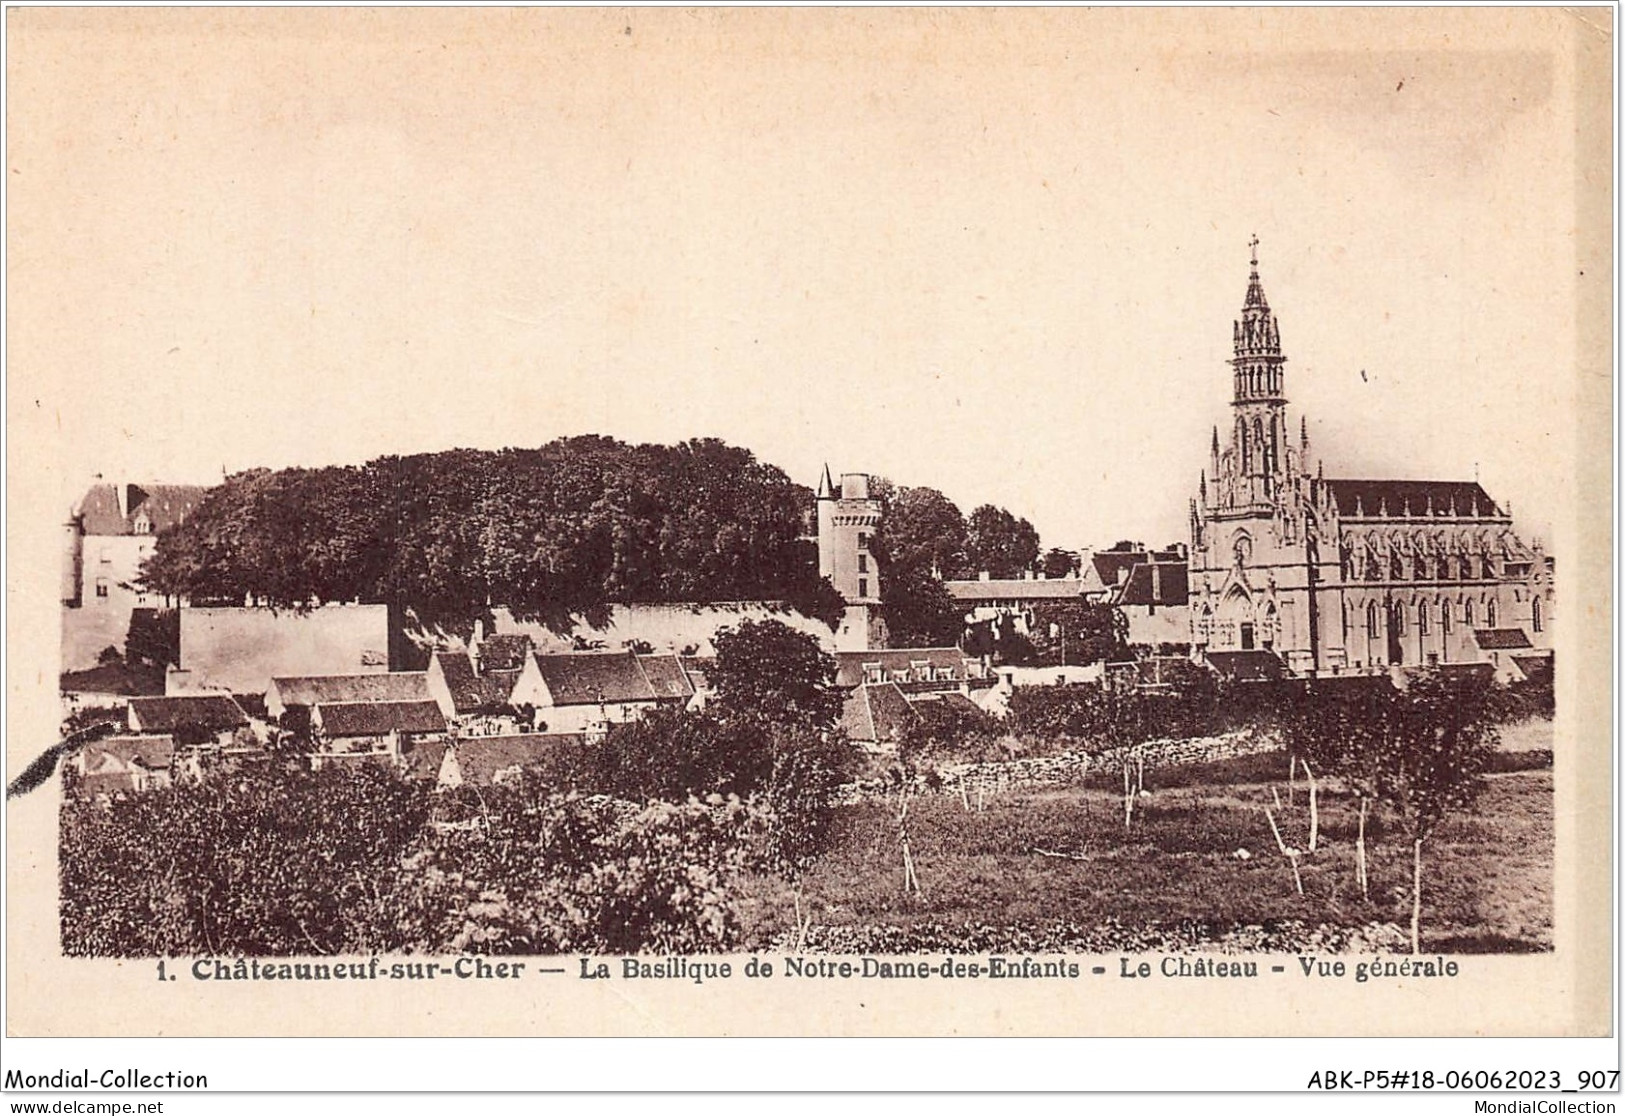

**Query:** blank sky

left=9, top=8, right=1598, bottom=552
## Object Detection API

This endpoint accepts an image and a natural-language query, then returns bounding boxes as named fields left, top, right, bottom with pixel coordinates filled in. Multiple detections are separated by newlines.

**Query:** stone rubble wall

left=836, top=728, right=1280, bottom=804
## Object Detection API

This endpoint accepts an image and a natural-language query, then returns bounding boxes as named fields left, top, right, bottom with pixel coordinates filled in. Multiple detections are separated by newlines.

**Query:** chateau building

left=61, top=480, right=208, bottom=671
left=1189, top=243, right=1554, bottom=676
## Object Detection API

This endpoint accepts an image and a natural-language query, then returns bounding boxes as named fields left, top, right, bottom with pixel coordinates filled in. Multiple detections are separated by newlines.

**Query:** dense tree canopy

left=965, top=504, right=1042, bottom=579
left=139, top=437, right=824, bottom=628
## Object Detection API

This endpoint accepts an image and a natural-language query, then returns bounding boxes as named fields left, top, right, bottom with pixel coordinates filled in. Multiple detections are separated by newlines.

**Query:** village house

left=833, top=647, right=987, bottom=690
left=415, top=733, right=589, bottom=788
left=127, top=694, right=251, bottom=747
left=507, top=651, right=693, bottom=736
left=265, top=672, right=433, bottom=723
left=73, top=735, right=181, bottom=796
left=308, top=699, right=447, bottom=769
left=833, top=648, right=992, bottom=748
left=942, top=572, right=1091, bottom=636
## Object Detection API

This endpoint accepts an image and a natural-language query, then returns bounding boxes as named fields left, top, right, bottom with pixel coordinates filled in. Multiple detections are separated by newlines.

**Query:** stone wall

left=837, top=727, right=1280, bottom=804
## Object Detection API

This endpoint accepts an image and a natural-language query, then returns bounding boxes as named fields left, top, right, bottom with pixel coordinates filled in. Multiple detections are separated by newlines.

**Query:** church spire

left=1244, top=234, right=1269, bottom=311
left=1230, top=236, right=1286, bottom=405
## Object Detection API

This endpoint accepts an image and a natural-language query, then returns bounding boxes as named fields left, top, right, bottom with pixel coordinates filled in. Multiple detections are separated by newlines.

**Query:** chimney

left=979, top=570, right=991, bottom=582
left=470, top=619, right=486, bottom=675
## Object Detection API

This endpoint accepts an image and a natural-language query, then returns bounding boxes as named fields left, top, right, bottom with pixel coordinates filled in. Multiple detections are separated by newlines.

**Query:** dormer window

left=133, top=516, right=152, bottom=535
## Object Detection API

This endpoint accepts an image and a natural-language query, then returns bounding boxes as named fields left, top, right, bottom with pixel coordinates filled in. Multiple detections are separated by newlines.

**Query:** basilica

left=1188, top=243, right=1554, bottom=677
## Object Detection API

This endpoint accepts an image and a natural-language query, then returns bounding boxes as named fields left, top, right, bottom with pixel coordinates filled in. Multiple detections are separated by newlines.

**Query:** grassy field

left=745, top=745, right=1553, bottom=954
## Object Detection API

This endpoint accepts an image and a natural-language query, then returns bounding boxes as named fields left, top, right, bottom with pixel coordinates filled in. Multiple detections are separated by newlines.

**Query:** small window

left=858, top=577, right=869, bottom=598
left=94, top=578, right=109, bottom=599
left=858, top=554, right=868, bottom=573
left=858, top=533, right=870, bottom=550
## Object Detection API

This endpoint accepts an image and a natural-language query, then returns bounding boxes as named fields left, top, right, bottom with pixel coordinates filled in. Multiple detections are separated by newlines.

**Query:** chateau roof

left=75, top=483, right=209, bottom=536
left=315, top=699, right=446, bottom=737
left=128, top=694, right=249, bottom=733
left=1325, top=479, right=1502, bottom=520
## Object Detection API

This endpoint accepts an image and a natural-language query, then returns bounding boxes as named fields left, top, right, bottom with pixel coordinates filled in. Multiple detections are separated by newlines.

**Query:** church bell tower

left=1227, top=236, right=1290, bottom=504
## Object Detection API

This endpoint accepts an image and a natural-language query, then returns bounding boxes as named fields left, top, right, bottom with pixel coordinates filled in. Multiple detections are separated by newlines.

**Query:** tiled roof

left=85, top=735, right=176, bottom=770
left=75, top=483, right=209, bottom=536
left=315, top=700, right=446, bottom=737
left=432, top=653, right=516, bottom=714
left=838, top=682, right=919, bottom=743
left=449, top=734, right=587, bottom=786
left=943, top=578, right=1090, bottom=603
left=1203, top=650, right=1285, bottom=682
left=1325, top=479, right=1502, bottom=520
left=531, top=652, right=658, bottom=706
left=636, top=654, right=696, bottom=700
left=128, top=695, right=249, bottom=733
left=678, top=656, right=715, bottom=691
left=271, top=672, right=431, bottom=708
left=1511, top=654, right=1553, bottom=686
left=1473, top=628, right=1533, bottom=651
left=59, top=661, right=167, bottom=697
left=834, top=647, right=969, bottom=688
left=1113, top=560, right=1189, bottom=607
left=474, top=634, right=533, bottom=672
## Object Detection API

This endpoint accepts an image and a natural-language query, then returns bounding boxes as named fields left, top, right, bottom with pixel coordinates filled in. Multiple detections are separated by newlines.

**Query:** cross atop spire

left=1249, top=233, right=1259, bottom=268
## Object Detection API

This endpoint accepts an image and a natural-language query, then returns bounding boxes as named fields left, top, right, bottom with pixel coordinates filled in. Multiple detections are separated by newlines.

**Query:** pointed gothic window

left=1367, top=601, right=1380, bottom=638
left=1487, top=598, right=1497, bottom=627
left=1465, top=598, right=1475, bottom=625
left=1532, top=596, right=1542, bottom=633
left=1418, top=602, right=1429, bottom=636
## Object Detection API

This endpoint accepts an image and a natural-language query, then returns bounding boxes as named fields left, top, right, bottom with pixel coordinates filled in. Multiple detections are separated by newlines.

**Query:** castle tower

left=816, top=466, right=881, bottom=604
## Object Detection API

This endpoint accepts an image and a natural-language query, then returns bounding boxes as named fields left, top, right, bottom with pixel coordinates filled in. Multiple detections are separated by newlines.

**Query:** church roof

left=1325, top=479, right=1503, bottom=520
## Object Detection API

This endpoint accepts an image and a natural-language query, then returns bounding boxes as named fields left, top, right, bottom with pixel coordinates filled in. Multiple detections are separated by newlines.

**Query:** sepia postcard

left=4, top=6, right=1613, bottom=1051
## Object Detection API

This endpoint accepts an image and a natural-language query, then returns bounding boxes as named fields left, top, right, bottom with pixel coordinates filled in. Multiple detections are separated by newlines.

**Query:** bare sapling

left=1303, top=758, right=1319, bottom=853
left=1122, top=760, right=1134, bottom=830
left=897, top=788, right=921, bottom=895
left=1355, top=795, right=1370, bottom=899
left=1264, top=806, right=1304, bottom=896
